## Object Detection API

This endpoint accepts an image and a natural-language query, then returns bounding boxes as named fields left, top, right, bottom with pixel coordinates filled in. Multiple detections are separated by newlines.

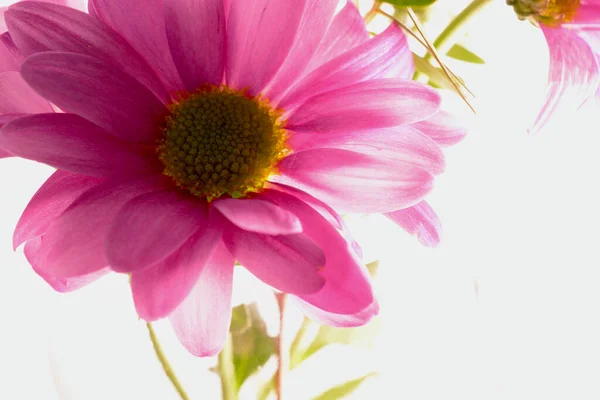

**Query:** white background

left=1, top=0, right=599, bottom=399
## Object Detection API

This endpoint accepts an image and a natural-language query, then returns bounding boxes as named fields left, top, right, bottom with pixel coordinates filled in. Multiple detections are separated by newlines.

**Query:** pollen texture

left=507, top=0, right=580, bottom=26
left=158, top=86, right=289, bottom=201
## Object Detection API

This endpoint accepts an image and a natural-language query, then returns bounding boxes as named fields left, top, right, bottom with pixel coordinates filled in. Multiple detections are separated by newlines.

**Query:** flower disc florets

left=158, top=86, right=289, bottom=201
left=507, top=0, right=580, bottom=26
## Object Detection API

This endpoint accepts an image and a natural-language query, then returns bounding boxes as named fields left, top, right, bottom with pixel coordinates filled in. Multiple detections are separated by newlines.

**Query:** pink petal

left=287, top=79, right=441, bottom=133
left=106, top=190, right=208, bottom=272
left=21, top=52, right=167, bottom=143
left=268, top=182, right=364, bottom=259
left=306, top=1, right=369, bottom=73
left=292, top=296, right=379, bottom=327
left=226, top=0, right=306, bottom=95
left=2, top=1, right=87, bottom=32
left=25, top=237, right=110, bottom=293
left=262, top=189, right=374, bottom=314
left=14, top=170, right=103, bottom=250
left=272, top=148, right=434, bottom=214
left=0, top=71, right=52, bottom=114
left=32, top=177, right=166, bottom=278
left=224, top=228, right=325, bottom=295
left=289, top=125, right=445, bottom=175
left=0, top=32, right=22, bottom=72
left=0, top=113, right=160, bottom=178
left=531, top=26, right=600, bottom=133
left=280, top=24, right=410, bottom=110
left=164, top=0, right=226, bottom=90
left=213, top=197, right=302, bottom=235
left=0, top=148, right=11, bottom=158
left=169, top=242, right=234, bottom=357
left=411, top=109, right=467, bottom=147
left=131, top=215, right=224, bottom=321
left=5, top=1, right=169, bottom=103
left=264, top=0, right=338, bottom=102
left=89, top=0, right=183, bottom=94
left=570, top=4, right=600, bottom=26
left=0, top=113, right=25, bottom=128
left=384, top=201, right=442, bottom=247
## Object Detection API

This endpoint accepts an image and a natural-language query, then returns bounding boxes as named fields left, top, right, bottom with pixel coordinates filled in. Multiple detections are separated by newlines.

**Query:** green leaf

left=230, top=304, right=276, bottom=390
left=447, top=43, right=485, bottom=64
left=381, top=0, right=437, bottom=6
left=313, top=373, right=378, bottom=400
left=412, top=53, right=463, bottom=93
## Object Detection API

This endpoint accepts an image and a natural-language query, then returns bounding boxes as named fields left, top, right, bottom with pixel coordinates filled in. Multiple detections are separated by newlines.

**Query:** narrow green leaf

left=230, top=304, right=276, bottom=390
left=447, top=43, right=485, bottom=64
left=382, top=0, right=437, bottom=6
left=313, top=373, right=378, bottom=400
left=412, top=53, right=463, bottom=93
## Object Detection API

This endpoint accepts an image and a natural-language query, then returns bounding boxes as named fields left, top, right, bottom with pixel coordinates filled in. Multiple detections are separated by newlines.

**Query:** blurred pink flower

left=0, top=0, right=463, bottom=355
left=511, top=0, right=600, bottom=132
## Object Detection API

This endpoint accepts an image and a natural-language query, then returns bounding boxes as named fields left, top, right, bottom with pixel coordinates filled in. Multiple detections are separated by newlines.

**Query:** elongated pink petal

left=5, top=1, right=169, bottom=102
left=306, top=1, right=369, bottom=73
left=273, top=148, right=433, bottom=214
left=169, top=242, right=234, bottom=357
left=2, top=1, right=86, bottom=32
left=384, top=201, right=442, bottom=247
left=89, top=0, right=183, bottom=94
left=570, top=4, right=600, bottom=26
left=280, top=24, right=410, bottom=110
left=262, top=189, right=374, bottom=314
left=287, top=79, right=441, bottom=133
left=0, top=148, right=11, bottom=158
left=531, top=26, right=600, bottom=133
left=264, top=0, right=338, bottom=102
left=412, top=109, right=467, bottom=147
left=214, top=198, right=302, bottom=235
left=164, top=0, right=225, bottom=90
left=14, top=170, right=103, bottom=249
left=21, top=52, right=167, bottom=143
left=25, top=237, right=109, bottom=293
left=106, top=190, right=208, bottom=272
left=0, top=32, right=21, bottom=72
left=33, top=177, right=165, bottom=278
left=292, top=297, right=379, bottom=327
left=268, top=182, right=364, bottom=259
left=0, top=113, right=25, bottom=129
left=0, top=113, right=160, bottom=178
left=289, top=125, right=445, bottom=175
left=131, top=215, right=224, bottom=321
left=224, top=227, right=325, bottom=295
left=226, top=0, right=306, bottom=95
left=0, top=71, right=52, bottom=114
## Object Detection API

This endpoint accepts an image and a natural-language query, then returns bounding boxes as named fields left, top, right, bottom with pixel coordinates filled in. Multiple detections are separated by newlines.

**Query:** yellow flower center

left=507, top=0, right=580, bottom=26
left=158, top=86, right=289, bottom=201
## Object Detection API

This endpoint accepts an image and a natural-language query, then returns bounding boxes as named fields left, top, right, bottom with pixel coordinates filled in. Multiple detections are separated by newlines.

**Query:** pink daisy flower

left=508, top=0, right=600, bottom=132
left=0, top=0, right=462, bottom=356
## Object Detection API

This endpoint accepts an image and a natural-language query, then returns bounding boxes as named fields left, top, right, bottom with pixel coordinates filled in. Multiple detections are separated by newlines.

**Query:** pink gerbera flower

left=0, top=0, right=462, bottom=356
left=508, top=0, right=600, bottom=132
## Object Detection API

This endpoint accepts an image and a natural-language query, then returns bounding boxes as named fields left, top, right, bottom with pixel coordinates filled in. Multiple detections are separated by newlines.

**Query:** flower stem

left=364, top=1, right=381, bottom=24
left=424, top=0, right=493, bottom=62
left=275, top=293, right=288, bottom=400
left=218, top=334, right=238, bottom=400
left=146, top=322, right=190, bottom=400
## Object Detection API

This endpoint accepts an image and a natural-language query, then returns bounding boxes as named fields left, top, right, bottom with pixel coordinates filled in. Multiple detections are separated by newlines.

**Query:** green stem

left=275, top=293, right=288, bottom=400
left=424, top=0, right=492, bottom=61
left=218, top=334, right=238, bottom=400
left=146, top=322, right=190, bottom=400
